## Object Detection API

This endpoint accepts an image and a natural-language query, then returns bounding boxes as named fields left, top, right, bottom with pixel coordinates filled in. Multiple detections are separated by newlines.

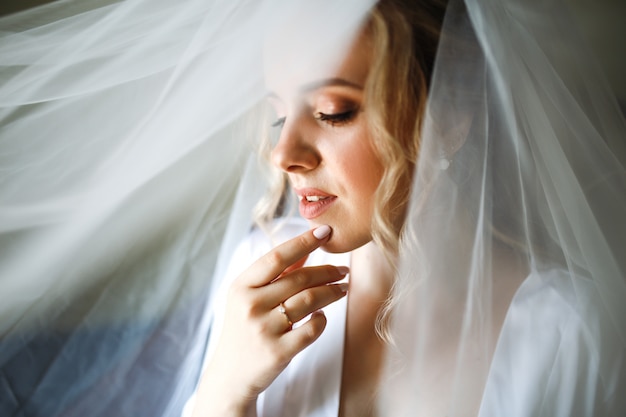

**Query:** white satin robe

left=185, top=218, right=625, bottom=417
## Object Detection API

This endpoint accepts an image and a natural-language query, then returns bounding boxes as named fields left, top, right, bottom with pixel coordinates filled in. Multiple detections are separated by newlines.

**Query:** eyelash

left=315, top=109, right=357, bottom=126
left=271, top=109, right=357, bottom=129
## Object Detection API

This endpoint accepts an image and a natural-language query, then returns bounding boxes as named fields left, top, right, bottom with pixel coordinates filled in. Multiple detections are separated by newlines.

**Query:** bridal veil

left=1, top=0, right=624, bottom=416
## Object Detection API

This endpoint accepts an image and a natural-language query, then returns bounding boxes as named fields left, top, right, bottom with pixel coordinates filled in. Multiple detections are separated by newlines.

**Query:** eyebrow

left=300, top=77, right=363, bottom=92
left=266, top=77, right=363, bottom=99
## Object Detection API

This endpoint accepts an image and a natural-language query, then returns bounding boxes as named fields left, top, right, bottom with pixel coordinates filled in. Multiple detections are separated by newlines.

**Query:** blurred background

left=1, top=0, right=624, bottom=110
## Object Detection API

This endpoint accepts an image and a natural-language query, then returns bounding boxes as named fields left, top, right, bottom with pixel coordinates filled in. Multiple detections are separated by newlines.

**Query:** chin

left=319, top=230, right=372, bottom=254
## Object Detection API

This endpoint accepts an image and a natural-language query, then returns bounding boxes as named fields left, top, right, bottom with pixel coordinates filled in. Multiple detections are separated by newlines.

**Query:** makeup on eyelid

left=267, top=30, right=380, bottom=253
left=268, top=92, right=361, bottom=129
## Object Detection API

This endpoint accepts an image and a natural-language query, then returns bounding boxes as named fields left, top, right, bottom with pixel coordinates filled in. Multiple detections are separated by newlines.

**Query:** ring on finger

left=278, top=302, right=293, bottom=329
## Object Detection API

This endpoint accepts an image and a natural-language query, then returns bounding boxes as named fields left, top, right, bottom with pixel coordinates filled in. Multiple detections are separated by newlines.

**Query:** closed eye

left=315, top=109, right=357, bottom=126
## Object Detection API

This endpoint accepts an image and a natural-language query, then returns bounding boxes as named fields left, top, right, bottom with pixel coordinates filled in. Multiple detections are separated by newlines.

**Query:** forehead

left=264, top=29, right=372, bottom=99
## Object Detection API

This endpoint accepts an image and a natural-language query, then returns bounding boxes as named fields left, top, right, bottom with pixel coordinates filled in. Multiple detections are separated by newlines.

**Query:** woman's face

left=266, top=32, right=383, bottom=253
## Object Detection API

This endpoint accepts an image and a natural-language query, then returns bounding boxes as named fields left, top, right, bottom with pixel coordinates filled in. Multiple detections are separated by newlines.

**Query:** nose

left=271, top=120, right=320, bottom=173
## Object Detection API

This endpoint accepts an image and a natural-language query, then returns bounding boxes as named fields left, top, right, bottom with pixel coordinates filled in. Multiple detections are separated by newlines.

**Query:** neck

left=348, top=241, right=395, bottom=308
left=338, top=240, right=394, bottom=417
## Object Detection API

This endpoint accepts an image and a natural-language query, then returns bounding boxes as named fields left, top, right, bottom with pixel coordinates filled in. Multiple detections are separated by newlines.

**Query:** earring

left=438, top=136, right=462, bottom=170
left=438, top=155, right=451, bottom=170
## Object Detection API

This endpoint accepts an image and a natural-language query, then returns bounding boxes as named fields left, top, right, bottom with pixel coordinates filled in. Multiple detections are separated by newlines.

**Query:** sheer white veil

left=381, top=0, right=626, bottom=415
left=1, top=0, right=625, bottom=416
left=0, top=1, right=372, bottom=415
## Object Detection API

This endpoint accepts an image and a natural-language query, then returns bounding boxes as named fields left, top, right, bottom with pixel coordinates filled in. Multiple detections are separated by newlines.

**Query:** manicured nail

left=338, top=283, right=349, bottom=293
left=337, top=266, right=350, bottom=276
left=313, top=225, right=331, bottom=240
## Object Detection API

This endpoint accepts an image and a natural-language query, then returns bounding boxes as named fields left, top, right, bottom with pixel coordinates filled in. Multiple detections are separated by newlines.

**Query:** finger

left=279, top=311, right=327, bottom=358
left=243, top=225, right=332, bottom=287
left=282, top=282, right=348, bottom=323
left=266, top=283, right=348, bottom=334
left=271, top=301, right=295, bottom=334
left=279, top=254, right=309, bottom=277
left=262, top=265, right=349, bottom=307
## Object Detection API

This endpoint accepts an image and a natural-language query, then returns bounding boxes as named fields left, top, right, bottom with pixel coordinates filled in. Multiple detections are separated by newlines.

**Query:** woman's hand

left=192, top=225, right=349, bottom=417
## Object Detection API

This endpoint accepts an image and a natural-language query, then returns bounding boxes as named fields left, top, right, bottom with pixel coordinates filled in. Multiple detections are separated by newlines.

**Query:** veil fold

left=0, top=1, right=371, bottom=415
left=1, top=0, right=624, bottom=416
left=381, top=0, right=626, bottom=415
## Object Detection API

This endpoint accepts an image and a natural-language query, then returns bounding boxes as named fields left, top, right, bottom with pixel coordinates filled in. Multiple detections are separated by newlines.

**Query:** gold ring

left=278, top=302, right=293, bottom=328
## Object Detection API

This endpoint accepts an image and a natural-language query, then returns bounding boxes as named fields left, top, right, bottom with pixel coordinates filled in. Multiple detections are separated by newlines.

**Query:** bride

left=1, top=0, right=624, bottom=416
left=190, top=0, right=626, bottom=416
left=192, top=6, right=423, bottom=413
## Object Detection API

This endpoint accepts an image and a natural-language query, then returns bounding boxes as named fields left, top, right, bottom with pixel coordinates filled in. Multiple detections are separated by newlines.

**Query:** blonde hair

left=255, top=1, right=446, bottom=254
left=254, top=0, right=447, bottom=341
left=365, top=0, right=445, bottom=259
left=365, top=0, right=447, bottom=340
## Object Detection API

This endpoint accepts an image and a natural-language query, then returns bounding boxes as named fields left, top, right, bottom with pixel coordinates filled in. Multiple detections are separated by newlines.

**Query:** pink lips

left=296, top=188, right=337, bottom=220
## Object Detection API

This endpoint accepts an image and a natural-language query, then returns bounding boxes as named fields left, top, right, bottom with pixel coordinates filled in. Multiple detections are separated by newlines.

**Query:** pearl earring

left=438, top=156, right=451, bottom=170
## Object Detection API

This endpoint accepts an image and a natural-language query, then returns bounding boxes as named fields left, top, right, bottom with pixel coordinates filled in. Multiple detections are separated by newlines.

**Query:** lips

left=295, top=188, right=337, bottom=219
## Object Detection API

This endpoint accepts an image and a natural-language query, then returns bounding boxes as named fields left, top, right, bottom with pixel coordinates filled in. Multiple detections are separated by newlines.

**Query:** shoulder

left=510, top=269, right=618, bottom=355
left=481, top=269, right=626, bottom=416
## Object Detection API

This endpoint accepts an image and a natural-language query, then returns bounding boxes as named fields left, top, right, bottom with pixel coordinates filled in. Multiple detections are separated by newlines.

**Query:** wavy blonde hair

left=254, top=1, right=447, bottom=342
left=255, top=1, right=446, bottom=255
left=365, top=0, right=445, bottom=259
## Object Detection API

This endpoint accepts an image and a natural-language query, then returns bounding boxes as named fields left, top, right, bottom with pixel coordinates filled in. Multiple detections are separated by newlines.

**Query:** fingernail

left=338, top=283, right=349, bottom=293
left=313, top=225, right=331, bottom=240
left=337, top=266, right=350, bottom=276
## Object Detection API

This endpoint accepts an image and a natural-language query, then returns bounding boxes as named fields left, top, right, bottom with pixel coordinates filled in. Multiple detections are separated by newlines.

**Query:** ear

left=426, top=104, right=474, bottom=157
left=446, top=111, right=473, bottom=157
left=428, top=110, right=473, bottom=171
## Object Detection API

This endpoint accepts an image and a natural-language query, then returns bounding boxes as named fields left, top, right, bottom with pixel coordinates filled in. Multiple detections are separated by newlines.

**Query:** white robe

left=187, top=218, right=625, bottom=416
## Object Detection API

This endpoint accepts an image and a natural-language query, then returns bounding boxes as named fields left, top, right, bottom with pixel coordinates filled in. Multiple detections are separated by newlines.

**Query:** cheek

left=341, top=135, right=383, bottom=197
left=332, top=131, right=383, bottom=230
left=317, top=127, right=384, bottom=253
